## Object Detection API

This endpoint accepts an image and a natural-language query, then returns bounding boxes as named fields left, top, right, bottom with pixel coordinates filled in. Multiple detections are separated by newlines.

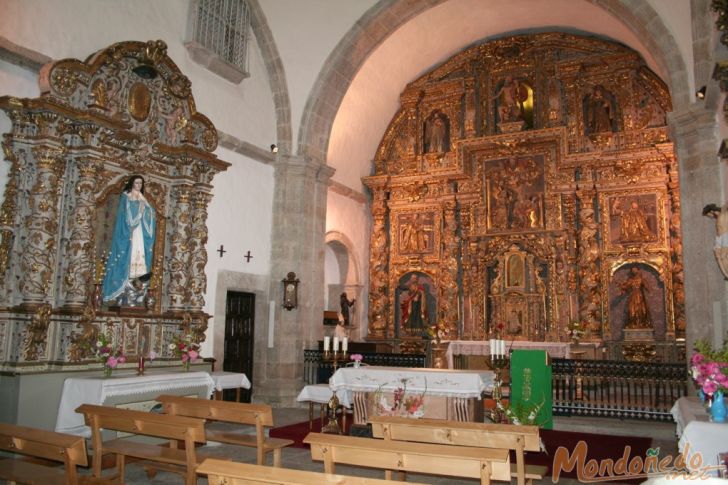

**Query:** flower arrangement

left=350, top=353, right=363, bottom=366
left=491, top=322, right=505, bottom=338
left=374, top=378, right=427, bottom=418
left=496, top=396, right=546, bottom=426
left=425, top=322, right=448, bottom=344
left=691, top=339, right=728, bottom=396
left=566, top=321, right=585, bottom=343
left=170, top=334, right=200, bottom=370
left=90, top=333, right=126, bottom=377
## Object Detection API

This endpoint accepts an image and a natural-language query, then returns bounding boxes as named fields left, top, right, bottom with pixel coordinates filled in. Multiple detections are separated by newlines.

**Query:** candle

left=489, top=339, right=496, bottom=356
left=342, top=337, right=348, bottom=353
left=324, top=336, right=330, bottom=352
left=333, top=336, right=339, bottom=352
left=499, top=339, right=506, bottom=357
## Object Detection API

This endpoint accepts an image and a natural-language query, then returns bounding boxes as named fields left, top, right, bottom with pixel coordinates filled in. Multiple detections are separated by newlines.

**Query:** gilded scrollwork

left=22, top=304, right=52, bottom=361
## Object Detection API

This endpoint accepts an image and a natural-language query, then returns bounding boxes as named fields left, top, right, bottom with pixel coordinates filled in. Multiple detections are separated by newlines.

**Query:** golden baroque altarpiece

left=364, top=33, right=684, bottom=355
left=0, top=40, right=228, bottom=372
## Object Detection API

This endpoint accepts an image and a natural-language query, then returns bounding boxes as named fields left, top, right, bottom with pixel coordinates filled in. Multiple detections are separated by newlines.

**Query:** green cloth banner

left=510, top=349, right=553, bottom=429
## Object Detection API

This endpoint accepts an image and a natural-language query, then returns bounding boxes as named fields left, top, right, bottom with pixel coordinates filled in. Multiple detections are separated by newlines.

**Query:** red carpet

left=270, top=420, right=652, bottom=482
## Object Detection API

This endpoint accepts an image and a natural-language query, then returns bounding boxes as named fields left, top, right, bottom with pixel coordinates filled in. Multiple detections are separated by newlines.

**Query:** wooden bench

left=156, top=394, right=293, bottom=467
left=369, top=415, right=547, bottom=485
left=196, top=458, right=428, bottom=484
left=304, top=432, right=510, bottom=485
left=76, top=403, right=209, bottom=485
left=0, top=422, right=94, bottom=485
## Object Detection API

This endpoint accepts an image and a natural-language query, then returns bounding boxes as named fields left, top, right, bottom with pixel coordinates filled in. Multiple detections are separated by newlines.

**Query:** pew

left=304, top=432, right=510, bottom=485
left=368, top=415, right=547, bottom=485
left=156, top=394, right=293, bottom=467
left=196, top=458, right=428, bottom=484
left=0, top=422, right=95, bottom=485
left=76, top=403, right=209, bottom=485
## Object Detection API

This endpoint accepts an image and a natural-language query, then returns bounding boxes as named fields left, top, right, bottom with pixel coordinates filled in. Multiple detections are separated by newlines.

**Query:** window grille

left=193, top=0, right=250, bottom=74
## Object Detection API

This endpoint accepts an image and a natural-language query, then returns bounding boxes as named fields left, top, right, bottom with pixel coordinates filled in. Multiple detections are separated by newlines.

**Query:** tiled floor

left=106, top=406, right=678, bottom=484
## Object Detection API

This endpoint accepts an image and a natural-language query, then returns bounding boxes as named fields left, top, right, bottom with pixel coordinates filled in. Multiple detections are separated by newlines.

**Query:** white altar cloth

left=209, top=371, right=251, bottom=392
left=671, top=396, right=727, bottom=473
left=329, top=366, right=494, bottom=399
left=297, top=383, right=352, bottom=408
left=445, top=340, right=573, bottom=369
left=55, top=371, right=214, bottom=437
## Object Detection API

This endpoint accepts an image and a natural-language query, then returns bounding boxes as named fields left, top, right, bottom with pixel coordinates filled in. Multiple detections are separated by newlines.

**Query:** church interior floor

left=101, top=407, right=679, bottom=484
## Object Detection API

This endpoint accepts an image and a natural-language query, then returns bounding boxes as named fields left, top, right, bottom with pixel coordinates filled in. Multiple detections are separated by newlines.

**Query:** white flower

left=96, top=341, right=103, bottom=347
left=169, top=343, right=176, bottom=350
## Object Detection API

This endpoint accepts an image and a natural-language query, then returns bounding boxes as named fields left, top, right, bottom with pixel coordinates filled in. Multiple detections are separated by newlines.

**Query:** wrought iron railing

left=303, top=350, right=426, bottom=385
left=551, top=358, right=688, bottom=421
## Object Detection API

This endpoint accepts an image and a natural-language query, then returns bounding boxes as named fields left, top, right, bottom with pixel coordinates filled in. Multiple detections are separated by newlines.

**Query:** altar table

left=55, top=371, right=215, bottom=437
left=329, top=366, right=494, bottom=424
left=209, top=371, right=251, bottom=401
left=671, top=396, right=727, bottom=475
left=446, top=340, right=573, bottom=369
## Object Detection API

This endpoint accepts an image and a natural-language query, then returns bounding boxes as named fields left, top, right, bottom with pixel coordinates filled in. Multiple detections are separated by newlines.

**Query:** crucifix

left=217, top=245, right=226, bottom=257
left=244, top=250, right=253, bottom=263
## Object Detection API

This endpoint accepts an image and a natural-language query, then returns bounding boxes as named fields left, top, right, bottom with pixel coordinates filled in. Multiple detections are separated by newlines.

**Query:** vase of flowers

left=350, top=354, right=363, bottom=368
left=566, top=321, right=585, bottom=344
left=90, top=333, right=126, bottom=378
left=691, top=339, right=728, bottom=419
left=170, top=334, right=200, bottom=371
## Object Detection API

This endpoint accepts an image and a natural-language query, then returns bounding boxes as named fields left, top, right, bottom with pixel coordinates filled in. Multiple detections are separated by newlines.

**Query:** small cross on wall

left=244, top=250, right=253, bottom=263
left=217, top=245, right=226, bottom=257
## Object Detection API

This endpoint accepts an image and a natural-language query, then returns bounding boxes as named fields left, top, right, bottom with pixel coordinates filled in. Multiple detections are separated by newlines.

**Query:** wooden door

left=223, top=291, right=255, bottom=402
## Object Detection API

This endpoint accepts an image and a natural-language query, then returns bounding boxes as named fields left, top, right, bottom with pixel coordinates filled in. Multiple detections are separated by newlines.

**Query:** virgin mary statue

left=102, top=175, right=156, bottom=304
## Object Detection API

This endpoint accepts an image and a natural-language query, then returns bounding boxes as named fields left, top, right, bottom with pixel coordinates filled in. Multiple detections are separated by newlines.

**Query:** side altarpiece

left=0, top=40, right=228, bottom=372
left=364, top=33, right=684, bottom=360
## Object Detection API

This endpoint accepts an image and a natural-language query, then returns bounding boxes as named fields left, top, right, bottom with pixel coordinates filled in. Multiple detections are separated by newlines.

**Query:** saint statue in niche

left=585, top=85, right=615, bottom=134
left=102, top=175, right=156, bottom=306
left=492, top=76, right=528, bottom=123
left=424, top=112, right=449, bottom=153
left=340, top=292, right=356, bottom=325
left=399, top=274, right=429, bottom=333
left=620, top=267, right=652, bottom=329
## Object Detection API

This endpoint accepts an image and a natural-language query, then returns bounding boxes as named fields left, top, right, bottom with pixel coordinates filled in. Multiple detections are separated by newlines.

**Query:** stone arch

left=248, top=0, right=292, bottom=154
left=297, top=0, right=690, bottom=163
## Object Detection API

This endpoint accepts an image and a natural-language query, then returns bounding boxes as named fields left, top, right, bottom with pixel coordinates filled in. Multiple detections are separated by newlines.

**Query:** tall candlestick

left=342, top=337, right=348, bottom=353
left=489, top=338, right=496, bottom=356
left=333, top=337, right=339, bottom=352
left=499, top=339, right=506, bottom=357
left=324, top=336, right=330, bottom=352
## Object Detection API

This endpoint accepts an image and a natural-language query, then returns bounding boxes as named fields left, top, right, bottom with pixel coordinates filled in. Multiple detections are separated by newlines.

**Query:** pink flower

left=107, top=356, right=118, bottom=368
left=181, top=353, right=189, bottom=363
left=704, top=380, right=718, bottom=394
left=188, top=350, right=198, bottom=362
left=691, top=353, right=705, bottom=365
left=117, top=355, right=126, bottom=364
left=148, top=351, right=157, bottom=360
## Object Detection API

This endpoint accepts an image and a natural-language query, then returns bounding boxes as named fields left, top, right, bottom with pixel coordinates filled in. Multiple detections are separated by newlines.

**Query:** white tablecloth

left=296, top=383, right=352, bottom=408
left=329, top=366, right=493, bottom=398
left=209, top=371, right=251, bottom=391
left=671, top=396, right=728, bottom=473
left=445, top=340, right=574, bottom=369
left=55, top=371, right=215, bottom=437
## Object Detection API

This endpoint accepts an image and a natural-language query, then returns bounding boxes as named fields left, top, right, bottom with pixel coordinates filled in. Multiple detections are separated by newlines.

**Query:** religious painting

left=394, top=272, right=437, bottom=338
left=607, top=193, right=659, bottom=245
left=423, top=111, right=450, bottom=153
left=492, top=76, right=533, bottom=129
left=608, top=263, right=665, bottom=340
left=396, top=212, right=436, bottom=255
left=484, top=156, right=545, bottom=232
left=504, top=294, right=527, bottom=337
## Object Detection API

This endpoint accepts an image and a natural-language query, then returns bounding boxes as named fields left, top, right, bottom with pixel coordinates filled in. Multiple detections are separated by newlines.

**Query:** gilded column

left=188, top=189, right=212, bottom=310
left=62, top=159, right=100, bottom=308
left=20, top=147, right=66, bottom=305
left=438, top=202, right=460, bottom=334
left=367, top=185, right=390, bottom=339
left=576, top=187, right=602, bottom=336
left=665, top=155, right=685, bottom=338
left=167, top=184, right=193, bottom=310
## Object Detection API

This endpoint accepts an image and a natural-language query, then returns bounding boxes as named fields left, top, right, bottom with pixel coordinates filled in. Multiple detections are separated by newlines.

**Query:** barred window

left=190, top=0, right=250, bottom=79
